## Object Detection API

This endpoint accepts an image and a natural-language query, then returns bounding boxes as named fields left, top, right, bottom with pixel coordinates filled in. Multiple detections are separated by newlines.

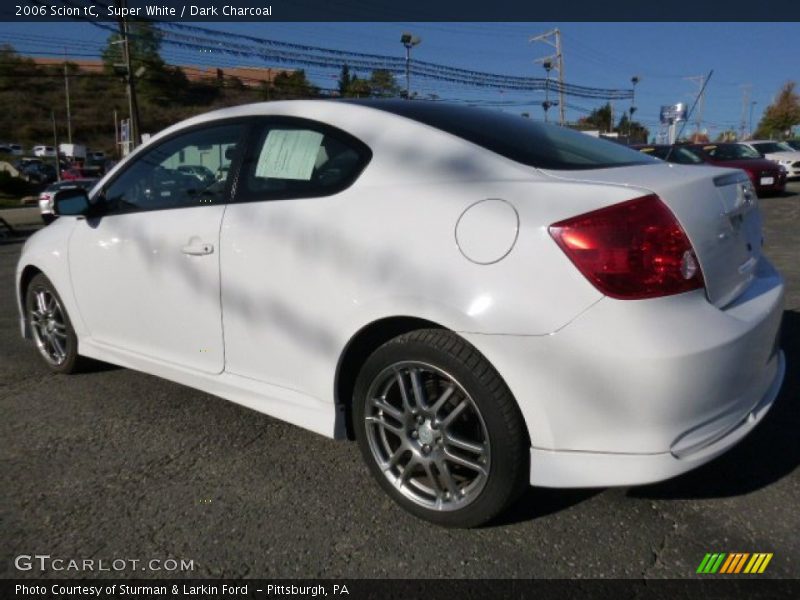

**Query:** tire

left=353, top=329, right=528, bottom=527
left=25, top=273, right=84, bottom=374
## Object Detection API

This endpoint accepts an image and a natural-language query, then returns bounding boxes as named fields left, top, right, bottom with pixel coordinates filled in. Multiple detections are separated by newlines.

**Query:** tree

left=269, top=70, right=318, bottom=99
left=101, top=22, right=165, bottom=75
left=754, top=81, right=800, bottom=139
left=615, top=114, right=649, bottom=143
left=347, top=75, right=371, bottom=98
left=369, top=69, right=400, bottom=97
left=578, top=103, right=613, bottom=132
left=338, top=64, right=351, bottom=97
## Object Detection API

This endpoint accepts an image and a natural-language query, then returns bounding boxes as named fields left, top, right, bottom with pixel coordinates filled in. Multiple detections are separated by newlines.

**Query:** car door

left=220, top=117, right=372, bottom=389
left=68, top=121, right=246, bottom=374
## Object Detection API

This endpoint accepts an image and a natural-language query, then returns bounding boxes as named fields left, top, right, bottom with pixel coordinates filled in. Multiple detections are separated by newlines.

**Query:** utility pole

left=51, top=111, right=61, bottom=182
left=684, top=75, right=706, bottom=138
left=530, top=28, right=565, bottom=125
left=63, top=48, right=72, bottom=144
left=115, top=0, right=140, bottom=150
left=739, top=84, right=752, bottom=140
left=749, top=100, right=757, bottom=138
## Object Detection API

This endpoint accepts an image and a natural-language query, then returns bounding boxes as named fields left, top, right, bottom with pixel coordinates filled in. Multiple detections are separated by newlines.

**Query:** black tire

left=353, top=329, right=529, bottom=528
left=25, top=273, right=84, bottom=374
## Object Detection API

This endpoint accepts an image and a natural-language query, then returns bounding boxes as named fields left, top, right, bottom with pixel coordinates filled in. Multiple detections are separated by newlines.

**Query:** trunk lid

left=539, top=163, right=763, bottom=308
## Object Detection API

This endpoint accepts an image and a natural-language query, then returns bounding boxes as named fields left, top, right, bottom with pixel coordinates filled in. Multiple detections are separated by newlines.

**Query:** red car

left=61, top=166, right=102, bottom=181
left=685, top=144, right=787, bottom=197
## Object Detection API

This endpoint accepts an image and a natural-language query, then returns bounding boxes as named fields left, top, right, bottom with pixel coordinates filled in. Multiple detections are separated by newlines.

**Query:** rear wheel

left=25, top=273, right=83, bottom=373
left=353, top=329, right=528, bottom=527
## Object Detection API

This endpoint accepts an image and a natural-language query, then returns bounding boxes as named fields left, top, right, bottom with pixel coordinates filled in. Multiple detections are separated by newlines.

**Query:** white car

left=740, top=140, right=800, bottom=178
left=32, top=145, right=56, bottom=158
left=38, top=179, right=99, bottom=224
left=16, top=101, right=785, bottom=527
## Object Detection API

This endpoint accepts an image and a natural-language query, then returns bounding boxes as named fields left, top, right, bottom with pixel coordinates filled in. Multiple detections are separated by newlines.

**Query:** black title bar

left=2, top=0, right=795, bottom=21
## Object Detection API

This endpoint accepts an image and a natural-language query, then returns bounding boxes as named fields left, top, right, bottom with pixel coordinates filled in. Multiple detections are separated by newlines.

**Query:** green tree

left=270, top=70, right=318, bottom=99
left=579, top=103, right=613, bottom=132
left=347, top=75, right=371, bottom=98
left=101, top=22, right=165, bottom=75
left=369, top=69, right=400, bottom=97
left=338, top=64, right=351, bottom=97
left=754, top=81, right=800, bottom=139
left=615, top=114, right=649, bottom=143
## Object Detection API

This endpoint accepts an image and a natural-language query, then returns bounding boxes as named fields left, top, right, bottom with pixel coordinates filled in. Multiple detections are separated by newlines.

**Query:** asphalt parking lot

left=2, top=184, right=799, bottom=580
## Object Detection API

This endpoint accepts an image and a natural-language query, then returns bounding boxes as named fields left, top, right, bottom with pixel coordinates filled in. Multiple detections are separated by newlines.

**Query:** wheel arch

left=18, top=264, right=44, bottom=338
left=334, top=316, right=532, bottom=448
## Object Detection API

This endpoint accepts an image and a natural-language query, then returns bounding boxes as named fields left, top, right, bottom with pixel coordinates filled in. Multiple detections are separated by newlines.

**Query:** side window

left=239, top=122, right=370, bottom=201
left=102, top=123, right=243, bottom=213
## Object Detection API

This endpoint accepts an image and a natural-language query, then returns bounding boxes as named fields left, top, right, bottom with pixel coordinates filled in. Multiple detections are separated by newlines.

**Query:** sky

left=1, top=21, right=798, bottom=138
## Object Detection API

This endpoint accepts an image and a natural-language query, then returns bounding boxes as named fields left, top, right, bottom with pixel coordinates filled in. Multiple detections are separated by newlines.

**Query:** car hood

left=764, top=151, right=800, bottom=161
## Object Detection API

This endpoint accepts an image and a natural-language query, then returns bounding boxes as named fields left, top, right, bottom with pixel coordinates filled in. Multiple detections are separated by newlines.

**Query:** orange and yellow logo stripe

left=697, top=552, right=773, bottom=574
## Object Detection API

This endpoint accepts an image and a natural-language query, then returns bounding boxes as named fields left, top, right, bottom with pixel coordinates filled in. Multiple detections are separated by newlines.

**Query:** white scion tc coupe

left=16, top=100, right=785, bottom=527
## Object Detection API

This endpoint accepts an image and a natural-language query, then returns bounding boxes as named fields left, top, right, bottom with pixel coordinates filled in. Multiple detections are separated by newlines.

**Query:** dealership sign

left=660, top=103, right=688, bottom=124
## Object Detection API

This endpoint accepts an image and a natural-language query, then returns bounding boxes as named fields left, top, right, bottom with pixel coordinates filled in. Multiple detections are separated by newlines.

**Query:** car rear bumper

left=529, top=349, right=784, bottom=487
left=461, top=256, right=785, bottom=488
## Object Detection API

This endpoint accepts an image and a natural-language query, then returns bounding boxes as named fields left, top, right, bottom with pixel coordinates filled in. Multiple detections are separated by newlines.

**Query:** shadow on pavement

left=629, top=309, right=799, bottom=500
left=489, top=487, right=603, bottom=527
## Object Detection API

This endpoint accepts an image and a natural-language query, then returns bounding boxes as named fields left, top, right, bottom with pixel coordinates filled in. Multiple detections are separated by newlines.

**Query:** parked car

left=38, top=178, right=98, bottom=224
left=176, top=164, right=216, bottom=185
left=59, top=143, right=87, bottom=161
left=1, top=142, right=24, bottom=156
left=62, top=166, right=103, bottom=181
left=784, top=140, right=800, bottom=151
left=631, top=144, right=705, bottom=165
left=683, top=143, right=787, bottom=196
left=16, top=100, right=785, bottom=527
left=32, top=145, right=56, bottom=158
left=738, top=140, right=800, bottom=179
left=15, top=160, right=56, bottom=184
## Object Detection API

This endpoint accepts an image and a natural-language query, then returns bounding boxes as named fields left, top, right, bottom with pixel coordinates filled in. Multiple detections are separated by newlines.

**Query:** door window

left=101, top=123, right=244, bottom=214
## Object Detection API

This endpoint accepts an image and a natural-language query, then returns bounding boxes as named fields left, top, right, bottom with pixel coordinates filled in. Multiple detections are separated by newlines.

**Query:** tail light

left=549, top=195, right=704, bottom=300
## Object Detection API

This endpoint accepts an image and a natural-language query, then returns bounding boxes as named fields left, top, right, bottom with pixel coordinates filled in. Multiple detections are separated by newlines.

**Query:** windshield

left=356, top=100, right=658, bottom=170
left=638, top=146, right=704, bottom=164
left=752, top=142, right=794, bottom=154
left=702, top=144, right=761, bottom=160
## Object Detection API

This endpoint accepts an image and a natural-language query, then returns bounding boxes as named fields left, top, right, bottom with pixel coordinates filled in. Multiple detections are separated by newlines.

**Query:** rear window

left=355, top=100, right=657, bottom=170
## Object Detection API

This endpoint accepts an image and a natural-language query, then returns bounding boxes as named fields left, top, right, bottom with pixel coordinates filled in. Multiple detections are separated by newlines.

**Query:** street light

left=400, top=32, right=421, bottom=100
left=749, top=100, right=757, bottom=139
left=629, top=75, right=640, bottom=141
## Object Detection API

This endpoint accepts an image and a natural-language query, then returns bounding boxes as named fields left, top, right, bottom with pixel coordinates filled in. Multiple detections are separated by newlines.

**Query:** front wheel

left=25, top=273, right=83, bottom=373
left=353, top=329, right=529, bottom=527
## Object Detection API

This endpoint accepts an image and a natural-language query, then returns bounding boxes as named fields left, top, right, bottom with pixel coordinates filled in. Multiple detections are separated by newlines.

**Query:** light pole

left=400, top=32, right=421, bottom=100
left=749, top=100, right=757, bottom=139
left=541, top=59, right=557, bottom=123
left=629, top=75, right=640, bottom=141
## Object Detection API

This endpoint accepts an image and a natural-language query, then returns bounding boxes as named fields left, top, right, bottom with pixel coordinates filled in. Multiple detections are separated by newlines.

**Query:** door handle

left=181, top=241, right=214, bottom=256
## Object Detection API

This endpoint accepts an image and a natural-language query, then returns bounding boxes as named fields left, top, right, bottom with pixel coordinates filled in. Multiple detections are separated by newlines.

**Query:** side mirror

left=53, top=188, right=90, bottom=217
